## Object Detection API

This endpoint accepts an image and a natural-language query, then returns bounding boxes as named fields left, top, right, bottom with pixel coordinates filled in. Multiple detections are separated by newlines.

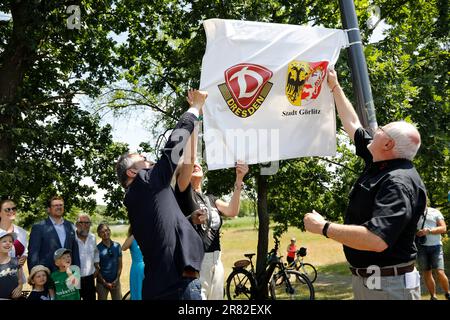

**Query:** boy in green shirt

left=51, top=248, right=81, bottom=300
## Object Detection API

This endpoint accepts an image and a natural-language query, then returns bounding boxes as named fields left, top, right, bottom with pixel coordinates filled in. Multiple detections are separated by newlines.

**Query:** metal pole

left=339, top=0, right=377, bottom=131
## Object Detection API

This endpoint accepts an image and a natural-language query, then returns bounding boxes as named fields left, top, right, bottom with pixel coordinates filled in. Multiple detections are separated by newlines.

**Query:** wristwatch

left=322, top=222, right=331, bottom=238
left=428, top=228, right=432, bottom=235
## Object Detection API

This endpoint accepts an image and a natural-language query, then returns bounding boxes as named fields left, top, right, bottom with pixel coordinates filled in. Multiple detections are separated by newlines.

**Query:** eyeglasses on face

left=51, top=204, right=64, bottom=208
left=3, top=207, right=17, bottom=213
left=377, top=126, right=394, bottom=141
left=77, top=221, right=91, bottom=225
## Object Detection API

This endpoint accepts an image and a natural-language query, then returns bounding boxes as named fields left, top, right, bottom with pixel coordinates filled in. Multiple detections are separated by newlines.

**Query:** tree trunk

left=0, top=1, right=40, bottom=161
left=255, top=173, right=269, bottom=299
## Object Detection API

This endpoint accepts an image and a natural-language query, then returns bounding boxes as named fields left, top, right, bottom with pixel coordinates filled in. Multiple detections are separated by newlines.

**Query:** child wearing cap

left=50, top=248, right=81, bottom=300
left=0, top=231, right=24, bottom=299
left=27, top=265, right=54, bottom=300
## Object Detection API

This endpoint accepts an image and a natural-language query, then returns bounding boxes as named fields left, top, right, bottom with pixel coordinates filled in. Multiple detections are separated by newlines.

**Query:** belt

left=350, top=263, right=415, bottom=277
left=182, top=269, right=200, bottom=279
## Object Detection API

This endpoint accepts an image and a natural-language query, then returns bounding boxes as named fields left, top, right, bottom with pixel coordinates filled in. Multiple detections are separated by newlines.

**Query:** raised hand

left=187, top=89, right=208, bottom=115
left=327, top=69, right=339, bottom=90
left=235, top=161, right=249, bottom=181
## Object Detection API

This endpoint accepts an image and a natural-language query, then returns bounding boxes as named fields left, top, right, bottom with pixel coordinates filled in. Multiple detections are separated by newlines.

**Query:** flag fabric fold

left=200, top=19, right=348, bottom=170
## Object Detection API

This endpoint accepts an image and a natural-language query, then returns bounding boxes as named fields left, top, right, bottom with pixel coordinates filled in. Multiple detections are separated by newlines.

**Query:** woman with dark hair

left=174, top=159, right=248, bottom=300
left=0, top=199, right=28, bottom=268
left=122, top=226, right=145, bottom=300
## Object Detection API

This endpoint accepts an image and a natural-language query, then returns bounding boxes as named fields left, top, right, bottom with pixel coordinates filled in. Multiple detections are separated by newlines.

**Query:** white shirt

left=417, top=207, right=445, bottom=246
left=76, top=233, right=100, bottom=277
left=49, top=216, right=66, bottom=247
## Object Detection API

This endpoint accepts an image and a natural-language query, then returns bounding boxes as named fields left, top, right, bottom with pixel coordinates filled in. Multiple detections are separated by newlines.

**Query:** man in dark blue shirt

left=304, top=69, right=426, bottom=300
left=116, top=90, right=207, bottom=300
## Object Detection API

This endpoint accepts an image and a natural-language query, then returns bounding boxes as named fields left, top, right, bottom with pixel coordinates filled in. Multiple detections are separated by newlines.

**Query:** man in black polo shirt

left=304, top=69, right=426, bottom=300
left=115, top=89, right=207, bottom=300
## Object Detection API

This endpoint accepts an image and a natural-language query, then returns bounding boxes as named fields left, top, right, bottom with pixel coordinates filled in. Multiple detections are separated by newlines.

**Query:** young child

left=27, top=265, right=54, bottom=300
left=51, top=248, right=81, bottom=300
left=0, top=230, right=24, bottom=299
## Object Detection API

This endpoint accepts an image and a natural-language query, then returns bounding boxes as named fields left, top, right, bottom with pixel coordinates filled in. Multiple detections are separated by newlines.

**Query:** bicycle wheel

left=122, top=290, right=131, bottom=300
left=298, top=263, right=317, bottom=283
left=269, top=270, right=314, bottom=300
left=226, top=268, right=256, bottom=300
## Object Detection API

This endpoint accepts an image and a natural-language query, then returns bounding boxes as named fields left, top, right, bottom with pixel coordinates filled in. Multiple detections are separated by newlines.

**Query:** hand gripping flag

left=200, top=19, right=348, bottom=170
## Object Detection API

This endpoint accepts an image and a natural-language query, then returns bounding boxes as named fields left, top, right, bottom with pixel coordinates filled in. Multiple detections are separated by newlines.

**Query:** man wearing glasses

left=75, top=213, right=99, bottom=300
left=116, top=89, right=207, bottom=300
left=304, top=69, right=426, bottom=300
left=28, top=196, right=80, bottom=272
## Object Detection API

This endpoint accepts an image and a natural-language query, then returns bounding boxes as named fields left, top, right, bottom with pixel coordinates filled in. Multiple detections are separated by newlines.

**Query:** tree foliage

left=0, top=1, right=128, bottom=225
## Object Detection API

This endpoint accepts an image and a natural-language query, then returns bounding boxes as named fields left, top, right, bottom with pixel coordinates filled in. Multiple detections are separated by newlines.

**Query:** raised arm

left=151, top=90, right=207, bottom=190
left=215, top=162, right=249, bottom=217
left=176, top=90, right=201, bottom=191
left=328, top=69, right=362, bottom=142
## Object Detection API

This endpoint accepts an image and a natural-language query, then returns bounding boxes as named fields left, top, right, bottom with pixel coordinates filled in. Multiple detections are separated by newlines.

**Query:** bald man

left=304, top=69, right=426, bottom=300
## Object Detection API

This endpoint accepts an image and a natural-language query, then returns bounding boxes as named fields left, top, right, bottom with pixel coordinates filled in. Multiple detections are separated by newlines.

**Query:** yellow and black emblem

left=286, top=61, right=311, bottom=106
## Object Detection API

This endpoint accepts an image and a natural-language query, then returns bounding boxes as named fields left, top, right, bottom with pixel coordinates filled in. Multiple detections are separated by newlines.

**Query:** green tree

left=0, top=1, right=128, bottom=224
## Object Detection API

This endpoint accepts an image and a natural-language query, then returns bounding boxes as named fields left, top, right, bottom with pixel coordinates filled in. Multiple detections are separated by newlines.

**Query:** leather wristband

left=322, top=222, right=331, bottom=238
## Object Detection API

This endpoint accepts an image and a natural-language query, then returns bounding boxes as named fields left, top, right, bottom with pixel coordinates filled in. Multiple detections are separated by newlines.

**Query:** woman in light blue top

left=122, top=226, right=145, bottom=300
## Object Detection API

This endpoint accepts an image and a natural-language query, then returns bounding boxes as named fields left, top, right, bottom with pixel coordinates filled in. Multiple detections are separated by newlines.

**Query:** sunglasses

left=107, top=248, right=113, bottom=257
left=3, top=207, right=17, bottom=213
left=77, top=221, right=91, bottom=225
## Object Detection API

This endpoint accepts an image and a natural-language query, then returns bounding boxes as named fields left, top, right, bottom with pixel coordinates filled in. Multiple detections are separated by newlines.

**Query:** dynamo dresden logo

left=286, top=61, right=328, bottom=107
left=218, top=63, right=273, bottom=118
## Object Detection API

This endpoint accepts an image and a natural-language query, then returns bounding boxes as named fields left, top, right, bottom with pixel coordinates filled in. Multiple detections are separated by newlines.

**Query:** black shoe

left=445, top=293, right=450, bottom=300
left=430, top=296, right=438, bottom=300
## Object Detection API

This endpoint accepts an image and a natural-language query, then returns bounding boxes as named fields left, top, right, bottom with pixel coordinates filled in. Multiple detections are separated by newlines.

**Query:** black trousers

left=80, top=274, right=97, bottom=300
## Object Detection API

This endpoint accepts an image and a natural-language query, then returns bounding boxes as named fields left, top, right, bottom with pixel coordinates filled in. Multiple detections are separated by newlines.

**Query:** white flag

left=200, top=19, right=348, bottom=170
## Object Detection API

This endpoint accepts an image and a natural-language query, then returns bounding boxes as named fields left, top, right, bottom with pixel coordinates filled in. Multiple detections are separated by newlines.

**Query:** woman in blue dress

left=122, top=226, right=145, bottom=300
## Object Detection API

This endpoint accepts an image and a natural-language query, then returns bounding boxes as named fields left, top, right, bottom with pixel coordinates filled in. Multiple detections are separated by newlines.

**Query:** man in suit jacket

left=28, top=196, right=80, bottom=272
left=116, top=89, right=207, bottom=300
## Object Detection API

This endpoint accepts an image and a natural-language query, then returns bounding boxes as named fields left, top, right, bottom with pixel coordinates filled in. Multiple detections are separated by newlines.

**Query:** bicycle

left=122, top=290, right=131, bottom=300
left=225, top=238, right=315, bottom=300
left=286, top=247, right=317, bottom=283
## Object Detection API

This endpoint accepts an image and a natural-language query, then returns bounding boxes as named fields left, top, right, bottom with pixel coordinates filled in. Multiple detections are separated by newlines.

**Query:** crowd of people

left=0, top=198, right=133, bottom=300
left=1, top=72, right=448, bottom=301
